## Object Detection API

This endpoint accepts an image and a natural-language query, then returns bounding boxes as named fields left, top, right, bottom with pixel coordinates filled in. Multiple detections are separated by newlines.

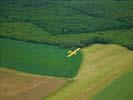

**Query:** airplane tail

left=68, top=50, right=72, bottom=54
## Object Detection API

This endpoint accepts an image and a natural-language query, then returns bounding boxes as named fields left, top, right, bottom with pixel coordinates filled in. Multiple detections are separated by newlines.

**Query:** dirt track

left=0, top=67, right=67, bottom=100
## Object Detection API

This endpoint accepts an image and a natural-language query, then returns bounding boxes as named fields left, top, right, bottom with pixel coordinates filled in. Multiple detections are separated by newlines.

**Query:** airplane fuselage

left=67, top=48, right=80, bottom=57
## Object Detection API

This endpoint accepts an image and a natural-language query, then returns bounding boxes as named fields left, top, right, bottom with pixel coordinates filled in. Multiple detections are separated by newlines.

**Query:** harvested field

left=44, top=44, right=133, bottom=100
left=0, top=67, right=67, bottom=100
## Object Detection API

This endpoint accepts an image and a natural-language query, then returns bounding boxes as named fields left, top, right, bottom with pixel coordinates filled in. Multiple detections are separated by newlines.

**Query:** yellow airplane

left=67, top=48, right=80, bottom=58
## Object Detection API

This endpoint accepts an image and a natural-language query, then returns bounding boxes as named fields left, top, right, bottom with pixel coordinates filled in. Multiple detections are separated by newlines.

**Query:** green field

left=0, top=38, right=82, bottom=78
left=0, top=0, right=133, bottom=99
left=44, top=44, right=133, bottom=100
left=93, top=72, right=133, bottom=100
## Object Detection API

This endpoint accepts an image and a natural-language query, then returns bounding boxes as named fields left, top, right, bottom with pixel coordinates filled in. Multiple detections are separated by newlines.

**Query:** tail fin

left=68, top=50, right=72, bottom=54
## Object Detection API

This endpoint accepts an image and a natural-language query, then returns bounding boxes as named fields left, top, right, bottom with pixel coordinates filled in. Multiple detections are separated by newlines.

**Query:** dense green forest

left=0, top=0, right=133, bottom=49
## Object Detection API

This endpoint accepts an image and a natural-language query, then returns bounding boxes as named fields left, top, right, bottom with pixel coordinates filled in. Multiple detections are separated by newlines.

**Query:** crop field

left=0, top=67, right=68, bottom=100
left=0, top=0, right=133, bottom=99
left=0, top=38, right=82, bottom=78
left=93, top=72, right=133, bottom=100
left=44, top=44, right=133, bottom=100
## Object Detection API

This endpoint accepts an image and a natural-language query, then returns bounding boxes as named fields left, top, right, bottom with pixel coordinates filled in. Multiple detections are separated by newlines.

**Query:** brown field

left=0, top=67, right=67, bottom=100
left=45, top=44, right=133, bottom=100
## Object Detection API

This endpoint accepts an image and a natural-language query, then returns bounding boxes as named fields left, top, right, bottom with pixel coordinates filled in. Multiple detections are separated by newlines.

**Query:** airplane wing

left=67, top=53, right=74, bottom=58
left=72, top=48, right=80, bottom=54
left=67, top=48, right=80, bottom=58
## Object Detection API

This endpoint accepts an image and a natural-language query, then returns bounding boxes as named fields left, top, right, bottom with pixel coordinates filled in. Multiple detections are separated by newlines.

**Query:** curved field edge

left=92, top=72, right=133, bottom=100
left=43, top=44, right=133, bottom=100
left=0, top=22, right=133, bottom=50
left=0, top=38, right=82, bottom=78
left=0, top=67, right=68, bottom=100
